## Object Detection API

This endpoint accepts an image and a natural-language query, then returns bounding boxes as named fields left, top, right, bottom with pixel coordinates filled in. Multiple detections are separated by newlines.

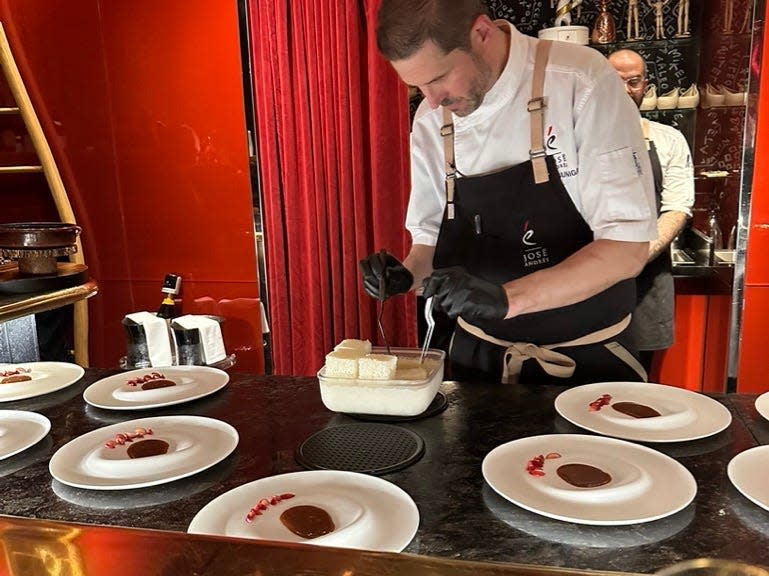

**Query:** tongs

left=377, top=249, right=391, bottom=355
left=420, top=296, right=435, bottom=364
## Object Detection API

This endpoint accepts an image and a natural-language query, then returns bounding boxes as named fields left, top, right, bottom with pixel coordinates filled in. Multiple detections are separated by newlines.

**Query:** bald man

left=608, top=49, right=694, bottom=373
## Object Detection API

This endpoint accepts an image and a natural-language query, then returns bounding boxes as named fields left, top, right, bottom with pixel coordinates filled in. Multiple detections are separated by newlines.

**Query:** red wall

left=653, top=294, right=731, bottom=392
left=737, top=0, right=769, bottom=393
left=0, top=0, right=260, bottom=368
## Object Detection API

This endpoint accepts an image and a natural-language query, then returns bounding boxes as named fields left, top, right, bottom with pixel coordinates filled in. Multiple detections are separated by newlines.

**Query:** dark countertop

left=1, top=370, right=768, bottom=574
left=673, top=264, right=734, bottom=295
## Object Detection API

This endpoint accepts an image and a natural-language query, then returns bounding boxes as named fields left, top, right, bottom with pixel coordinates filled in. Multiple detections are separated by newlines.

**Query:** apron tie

left=502, top=342, right=576, bottom=382
left=456, top=314, right=641, bottom=384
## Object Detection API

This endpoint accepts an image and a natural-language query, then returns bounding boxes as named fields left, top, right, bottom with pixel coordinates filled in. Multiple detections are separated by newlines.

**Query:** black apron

left=431, top=40, right=644, bottom=385
left=630, top=122, right=674, bottom=351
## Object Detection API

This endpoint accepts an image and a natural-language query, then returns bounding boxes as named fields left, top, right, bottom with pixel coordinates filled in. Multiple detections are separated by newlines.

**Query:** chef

left=360, top=0, right=656, bottom=385
left=608, top=49, right=694, bottom=374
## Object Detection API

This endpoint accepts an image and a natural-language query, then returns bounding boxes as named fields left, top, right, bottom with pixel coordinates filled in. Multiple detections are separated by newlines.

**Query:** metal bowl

left=0, top=222, right=81, bottom=249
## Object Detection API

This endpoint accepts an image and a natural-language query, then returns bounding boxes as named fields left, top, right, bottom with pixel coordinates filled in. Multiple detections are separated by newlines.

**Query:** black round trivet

left=345, top=392, right=448, bottom=423
left=295, top=423, right=425, bottom=475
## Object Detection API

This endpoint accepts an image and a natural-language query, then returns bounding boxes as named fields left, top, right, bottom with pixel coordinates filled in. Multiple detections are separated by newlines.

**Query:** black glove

left=422, top=266, right=508, bottom=321
left=358, top=250, right=414, bottom=299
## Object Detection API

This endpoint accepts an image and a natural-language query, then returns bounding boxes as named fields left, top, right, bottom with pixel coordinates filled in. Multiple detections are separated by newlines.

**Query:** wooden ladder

left=0, top=22, right=89, bottom=365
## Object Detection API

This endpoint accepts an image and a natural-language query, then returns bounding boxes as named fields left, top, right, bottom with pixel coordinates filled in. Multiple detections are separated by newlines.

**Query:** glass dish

left=317, top=347, right=445, bottom=417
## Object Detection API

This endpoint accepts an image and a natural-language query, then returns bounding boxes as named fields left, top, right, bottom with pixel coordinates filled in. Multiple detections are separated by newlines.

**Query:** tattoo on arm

left=649, top=211, right=688, bottom=261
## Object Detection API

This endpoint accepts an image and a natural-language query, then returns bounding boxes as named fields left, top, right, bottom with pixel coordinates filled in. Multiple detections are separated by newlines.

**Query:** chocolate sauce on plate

left=0, top=374, right=31, bottom=384
left=557, top=463, right=612, bottom=487
left=279, top=505, right=335, bottom=539
left=141, top=379, right=176, bottom=390
left=126, top=439, right=170, bottom=459
left=611, top=401, right=661, bottom=418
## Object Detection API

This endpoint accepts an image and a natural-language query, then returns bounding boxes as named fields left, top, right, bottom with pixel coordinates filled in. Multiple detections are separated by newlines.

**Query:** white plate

left=82, top=366, right=229, bottom=410
left=49, top=415, right=238, bottom=490
left=0, top=362, right=84, bottom=402
left=554, top=382, right=732, bottom=442
left=755, top=392, right=769, bottom=422
left=0, top=410, right=51, bottom=460
left=482, top=434, right=697, bottom=526
left=188, top=470, right=419, bottom=552
left=728, top=445, right=769, bottom=512
left=481, top=484, right=694, bottom=548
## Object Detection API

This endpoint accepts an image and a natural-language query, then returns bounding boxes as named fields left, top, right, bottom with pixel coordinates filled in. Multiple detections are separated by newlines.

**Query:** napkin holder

left=122, top=313, right=228, bottom=369
left=121, top=317, right=153, bottom=369
left=171, top=315, right=226, bottom=365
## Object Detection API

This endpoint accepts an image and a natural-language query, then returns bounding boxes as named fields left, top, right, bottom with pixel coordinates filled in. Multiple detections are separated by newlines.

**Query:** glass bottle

left=707, top=210, right=723, bottom=249
left=156, top=273, right=181, bottom=319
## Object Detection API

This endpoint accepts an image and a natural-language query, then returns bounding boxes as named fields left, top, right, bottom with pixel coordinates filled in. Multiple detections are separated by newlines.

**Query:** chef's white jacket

left=406, top=21, right=658, bottom=247
left=647, top=120, right=695, bottom=217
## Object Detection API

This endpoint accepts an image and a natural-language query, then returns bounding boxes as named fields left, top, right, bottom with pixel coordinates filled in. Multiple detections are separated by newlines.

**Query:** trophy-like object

left=539, top=0, right=590, bottom=44
left=554, top=0, right=584, bottom=26
left=675, top=0, right=691, bottom=36
left=627, top=0, right=642, bottom=40
left=592, top=0, right=617, bottom=43
left=647, top=0, right=671, bottom=39
left=739, top=0, right=753, bottom=33
left=723, top=0, right=734, bottom=34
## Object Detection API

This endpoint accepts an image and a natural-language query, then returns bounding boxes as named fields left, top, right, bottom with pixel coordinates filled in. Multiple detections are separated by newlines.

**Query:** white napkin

left=124, top=311, right=173, bottom=367
left=173, top=314, right=226, bottom=364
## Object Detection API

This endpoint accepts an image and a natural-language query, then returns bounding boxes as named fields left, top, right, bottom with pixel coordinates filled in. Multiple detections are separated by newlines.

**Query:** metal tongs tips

left=377, top=250, right=391, bottom=355
left=420, top=296, right=435, bottom=364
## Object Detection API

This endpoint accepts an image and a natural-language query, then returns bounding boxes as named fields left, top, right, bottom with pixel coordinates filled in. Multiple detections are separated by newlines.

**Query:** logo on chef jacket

left=545, top=126, right=558, bottom=152
left=521, top=220, right=550, bottom=269
left=545, top=126, right=578, bottom=180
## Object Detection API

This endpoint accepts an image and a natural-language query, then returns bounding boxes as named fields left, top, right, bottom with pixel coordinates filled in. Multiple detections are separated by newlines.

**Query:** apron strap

left=439, top=39, right=553, bottom=217
left=457, top=314, right=634, bottom=384
left=529, top=40, right=552, bottom=184
left=641, top=118, right=664, bottom=198
left=605, top=342, right=648, bottom=382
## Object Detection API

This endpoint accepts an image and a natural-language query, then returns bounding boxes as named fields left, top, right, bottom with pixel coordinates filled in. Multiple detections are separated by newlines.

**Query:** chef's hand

left=359, top=250, right=414, bottom=299
left=422, top=267, right=508, bottom=321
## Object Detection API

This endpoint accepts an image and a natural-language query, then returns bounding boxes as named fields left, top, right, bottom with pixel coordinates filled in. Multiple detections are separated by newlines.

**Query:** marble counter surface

left=1, top=369, right=768, bottom=574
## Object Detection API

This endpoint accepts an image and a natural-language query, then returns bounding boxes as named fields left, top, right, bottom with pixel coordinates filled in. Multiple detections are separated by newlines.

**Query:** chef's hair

left=376, top=0, right=489, bottom=61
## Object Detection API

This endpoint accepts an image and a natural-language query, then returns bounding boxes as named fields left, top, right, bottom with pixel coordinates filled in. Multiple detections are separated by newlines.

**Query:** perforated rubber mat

left=295, top=423, right=425, bottom=475
left=346, top=392, right=448, bottom=423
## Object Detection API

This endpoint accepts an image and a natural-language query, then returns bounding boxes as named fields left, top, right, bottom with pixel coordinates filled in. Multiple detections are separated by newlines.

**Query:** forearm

left=501, top=239, right=648, bottom=319
left=403, top=244, right=436, bottom=293
left=649, top=211, right=688, bottom=261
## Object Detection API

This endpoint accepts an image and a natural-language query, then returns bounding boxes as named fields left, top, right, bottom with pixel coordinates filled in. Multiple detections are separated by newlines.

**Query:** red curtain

left=249, top=0, right=416, bottom=376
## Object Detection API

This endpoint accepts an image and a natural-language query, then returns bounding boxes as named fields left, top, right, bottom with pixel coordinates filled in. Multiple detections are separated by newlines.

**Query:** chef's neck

left=488, top=19, right=511, bottom=88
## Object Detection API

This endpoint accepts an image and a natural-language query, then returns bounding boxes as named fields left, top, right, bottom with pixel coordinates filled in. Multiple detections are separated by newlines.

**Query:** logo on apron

left=521, top=221, right=551, bottom=269
left=546, top=125, right=578, bottom=180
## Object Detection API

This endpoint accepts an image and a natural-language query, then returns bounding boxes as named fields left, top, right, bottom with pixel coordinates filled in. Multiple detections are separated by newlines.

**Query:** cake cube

left=334, top=338, right=372, bottom=355
left=358, top=354, right=398, bottom=380
left=324, top=349, right=361, bottom=378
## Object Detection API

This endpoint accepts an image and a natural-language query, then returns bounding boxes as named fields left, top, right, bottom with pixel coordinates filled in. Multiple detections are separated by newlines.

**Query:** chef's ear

left=470, top=14, right=496, bottom=48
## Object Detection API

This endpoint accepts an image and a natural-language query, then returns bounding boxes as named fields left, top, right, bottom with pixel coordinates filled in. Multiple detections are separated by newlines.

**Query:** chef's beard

left=441, top=52, right=493, bottom=117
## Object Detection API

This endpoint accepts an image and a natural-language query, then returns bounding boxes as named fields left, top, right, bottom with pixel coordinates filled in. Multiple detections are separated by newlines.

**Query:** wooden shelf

left=642, top=108, right=698, bottom=115
left=0, top=22, right=91, bottom=365
left=590, top=35, right=698, bottom=53
left=0, top=165, right=43, bottom=173
left=0, top=279, right=97, bottom=324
